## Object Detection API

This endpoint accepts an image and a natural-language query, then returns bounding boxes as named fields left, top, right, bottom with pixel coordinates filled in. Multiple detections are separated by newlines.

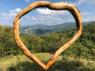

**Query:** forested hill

left=20, top=21, right=95, bottom=35
left=0, top=21, right=95, bottom=58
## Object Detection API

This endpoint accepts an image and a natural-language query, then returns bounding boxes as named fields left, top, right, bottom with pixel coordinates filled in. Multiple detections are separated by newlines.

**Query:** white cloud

left=83, top=16, right=95, bottom=22
left=10, top=8, right=21, bottom=13
left=22, top=13, right=65, bottom=25
left=81, top=12, right=90, bottom=16
left=1, top=13, right=9, bottom=19
left=25, top=15, right=37, bottom=21
left=9, top=8, right=22, bottom=16
left=36, top=8, right=65, bottom=15
left=81, top=12, right=95, bottom=22
left=1, top=13, right=7, bottom=16
left=0, top=8, right=22, bottom=19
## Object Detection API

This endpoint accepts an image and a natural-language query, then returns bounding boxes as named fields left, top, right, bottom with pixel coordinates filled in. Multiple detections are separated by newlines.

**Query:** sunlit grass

left=0, top=53, right=62, bottom=71
left=0, top=53, right=95, bottom=71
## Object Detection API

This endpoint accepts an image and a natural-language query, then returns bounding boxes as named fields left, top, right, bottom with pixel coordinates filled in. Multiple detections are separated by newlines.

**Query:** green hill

left=0, top=21, right=95, bottom=57
left=20, top=21, right=95, bottom=35
left=0, top=21, right=95, bottom=71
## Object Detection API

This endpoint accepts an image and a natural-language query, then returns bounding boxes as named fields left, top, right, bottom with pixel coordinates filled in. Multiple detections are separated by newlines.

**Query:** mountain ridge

left=20, top=21, right=95, bottom=35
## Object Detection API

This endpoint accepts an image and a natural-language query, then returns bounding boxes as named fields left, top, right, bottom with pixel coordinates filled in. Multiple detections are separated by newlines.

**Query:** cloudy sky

left=0, top=0, right=95, bottom=26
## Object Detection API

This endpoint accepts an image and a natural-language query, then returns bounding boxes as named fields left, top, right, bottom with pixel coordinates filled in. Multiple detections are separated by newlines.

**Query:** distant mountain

left=20, top=21, right=95, bottom=35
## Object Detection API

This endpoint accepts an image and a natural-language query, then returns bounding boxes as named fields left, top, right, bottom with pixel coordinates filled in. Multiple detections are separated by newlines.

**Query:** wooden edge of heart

left=13, top=1, right=82, bottom=71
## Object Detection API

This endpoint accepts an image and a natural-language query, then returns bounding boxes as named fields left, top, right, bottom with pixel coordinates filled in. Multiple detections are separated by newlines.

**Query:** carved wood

left=13, top=1, right=82, bottom=71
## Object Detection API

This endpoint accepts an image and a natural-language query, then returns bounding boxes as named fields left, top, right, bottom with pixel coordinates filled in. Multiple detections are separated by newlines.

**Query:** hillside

left=0, top=21, right=95, bottom=71
left=20, top=22, right=75, bottom=35
left=20, top=21, right=95, bottom=35
left=0, top=21, right=95, bottom=56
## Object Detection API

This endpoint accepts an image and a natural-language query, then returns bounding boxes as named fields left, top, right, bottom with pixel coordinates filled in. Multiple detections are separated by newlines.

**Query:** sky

left=0, top=0, right=95, bottom=26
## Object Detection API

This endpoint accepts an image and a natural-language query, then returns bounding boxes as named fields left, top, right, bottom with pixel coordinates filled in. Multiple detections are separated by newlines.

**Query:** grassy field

left=0, top=53, right=62, bottom=71
left=0, top=53, right=95, bottom=71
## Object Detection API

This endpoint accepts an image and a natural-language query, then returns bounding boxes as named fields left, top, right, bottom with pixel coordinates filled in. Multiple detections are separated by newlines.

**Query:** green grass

left=0, top=53, right=62, bottom=71
left=0, top=53, right=95, bottom=71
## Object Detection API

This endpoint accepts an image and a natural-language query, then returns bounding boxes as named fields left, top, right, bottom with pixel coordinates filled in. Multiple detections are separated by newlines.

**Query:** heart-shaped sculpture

left=13, top=1, right=82, bottom=71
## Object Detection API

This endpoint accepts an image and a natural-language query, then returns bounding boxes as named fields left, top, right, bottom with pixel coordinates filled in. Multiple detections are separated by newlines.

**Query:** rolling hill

left=20, top=21, right=95, bottom=35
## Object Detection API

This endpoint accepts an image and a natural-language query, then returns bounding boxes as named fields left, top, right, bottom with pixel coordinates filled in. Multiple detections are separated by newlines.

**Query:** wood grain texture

left=13, top=1, right=82, bottom=71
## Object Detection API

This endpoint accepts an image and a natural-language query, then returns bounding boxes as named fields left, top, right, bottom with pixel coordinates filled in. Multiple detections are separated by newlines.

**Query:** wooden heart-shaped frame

left=13, top=1, right=82, bottom=71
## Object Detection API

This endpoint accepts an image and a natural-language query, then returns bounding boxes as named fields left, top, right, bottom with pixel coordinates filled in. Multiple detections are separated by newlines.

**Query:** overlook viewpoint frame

left=13, top=1, right=82, bottom=71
